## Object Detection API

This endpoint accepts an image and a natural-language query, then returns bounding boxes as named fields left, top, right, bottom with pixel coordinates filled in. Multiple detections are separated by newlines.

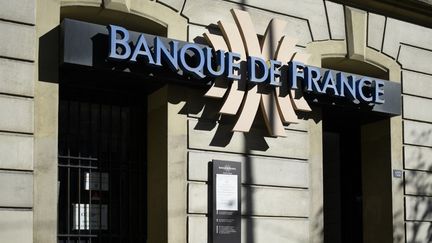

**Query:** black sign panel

left=212, top=160, right=241, bottom=243
left=61, top=19, right=402, bottom=116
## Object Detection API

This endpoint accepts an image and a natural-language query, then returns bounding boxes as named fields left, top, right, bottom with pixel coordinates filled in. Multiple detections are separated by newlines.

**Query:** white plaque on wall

left=84, top=172, right=109, bottom=191
left=73, top=203, right=108, bottom=230
left=216, top=174, right=238, bottom=211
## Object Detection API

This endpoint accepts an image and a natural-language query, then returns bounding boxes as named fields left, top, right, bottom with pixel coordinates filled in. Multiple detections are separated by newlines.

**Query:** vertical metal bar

left=97, top=103, right=102, bottom=243
left=118, top=106, right=125, bottom=242
left=117, top=106, right=123, bottom=242
left=78, top=102, right=82, bottom=242
left=88, top=102, right=93, bottom=243
left=136, top=106, right=141, bottom=242
left=126, top=106, right=132, bottom=241
left=143, top=103, right=147, bottom=241
left=143, top=104, right=146, bottom=241
left=67, top=99, right=71, bottom=243
left=132, top=105, right=139, bottom=242
left=99, top=103, right=103, bottom=243
left=67, top=148, right=71, bottom=243
left=108, top=105, right=112, bottom=243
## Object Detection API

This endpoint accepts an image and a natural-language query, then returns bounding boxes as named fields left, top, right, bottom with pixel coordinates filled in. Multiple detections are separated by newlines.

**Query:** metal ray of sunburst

left=274, top=36, right=312, bottom=122
left=231, top=9, right=287, bottom=137
left=217, top=20, right=247, bottom=115
left=275, top=35, right=312, bottom=112
left=290, top=52, right=312, bottom=111
left=203, top=33, right=230, bottom=98
left=203, top=9, right=313, bottom=137
left=259, top=18, right=288, bottom=137
left=230, top=9, right=265, bottom=134
left=274, top=36, right=301, bottom=124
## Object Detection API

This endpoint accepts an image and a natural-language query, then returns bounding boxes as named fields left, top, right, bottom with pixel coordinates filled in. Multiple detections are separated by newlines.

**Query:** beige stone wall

left=377, top=13, right=432, bottom=243
left=0, top=1, right=36, bottom=242
left=173, top=1, right=431, bottom=242
left=0, top=0, right=429, bottom=242
left=402, top=69, right=432, bottom=242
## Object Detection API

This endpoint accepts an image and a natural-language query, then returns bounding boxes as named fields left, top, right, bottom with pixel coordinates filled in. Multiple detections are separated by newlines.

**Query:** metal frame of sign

left=212, top=160, right=241, bottom=243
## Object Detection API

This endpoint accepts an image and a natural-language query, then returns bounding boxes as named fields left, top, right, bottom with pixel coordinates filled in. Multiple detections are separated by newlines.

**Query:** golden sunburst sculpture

left=202, top=9, right=312, bottom=137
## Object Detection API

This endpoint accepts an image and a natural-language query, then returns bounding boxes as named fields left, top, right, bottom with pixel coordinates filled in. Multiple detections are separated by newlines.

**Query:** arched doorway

left=320, top=57, right=393, bottom=243
left=306, top=36, right=403, bottom=243
left=55, top=4, right=188, bottom=243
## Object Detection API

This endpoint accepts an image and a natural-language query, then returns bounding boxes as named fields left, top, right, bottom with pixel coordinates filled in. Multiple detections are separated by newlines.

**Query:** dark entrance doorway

left=322, top=107, right=364, bottom=243
left=322, top=107, right=393, bottom=243
left=57, top=68, right=155, bottom=243
left=321, top=57, right=394, bottom=243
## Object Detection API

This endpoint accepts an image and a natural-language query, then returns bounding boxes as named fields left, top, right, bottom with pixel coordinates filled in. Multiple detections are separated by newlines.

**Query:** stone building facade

left=0, top=0, right=432, bottom=242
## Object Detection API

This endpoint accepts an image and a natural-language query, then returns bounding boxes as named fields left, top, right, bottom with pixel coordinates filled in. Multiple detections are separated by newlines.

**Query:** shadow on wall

left=179, top=87, right=277, bottom=151
left=404, top=128, right=432, bottom=243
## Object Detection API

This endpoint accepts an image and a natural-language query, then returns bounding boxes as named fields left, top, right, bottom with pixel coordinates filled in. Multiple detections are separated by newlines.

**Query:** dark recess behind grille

left=58, top=68, right=152, bottom=243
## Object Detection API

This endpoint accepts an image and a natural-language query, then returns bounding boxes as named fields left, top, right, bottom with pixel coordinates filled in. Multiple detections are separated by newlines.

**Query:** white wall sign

left=84, top=172, right=109, bottom=191
left=73, top=204, right=108, bottom=230
left=216, top=174, right=238, bottom=211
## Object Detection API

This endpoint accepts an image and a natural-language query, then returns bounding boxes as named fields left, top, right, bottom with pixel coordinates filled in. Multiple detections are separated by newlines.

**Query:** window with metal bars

left=58, top=72, right=148, bottom=243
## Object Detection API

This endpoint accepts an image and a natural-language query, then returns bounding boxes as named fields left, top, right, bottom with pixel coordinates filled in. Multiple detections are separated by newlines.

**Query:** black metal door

left=58, top=81, right=147, bottom=243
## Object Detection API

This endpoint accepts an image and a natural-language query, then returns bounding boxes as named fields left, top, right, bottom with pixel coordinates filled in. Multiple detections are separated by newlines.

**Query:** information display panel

left=212, top=160, right=241, bottom=243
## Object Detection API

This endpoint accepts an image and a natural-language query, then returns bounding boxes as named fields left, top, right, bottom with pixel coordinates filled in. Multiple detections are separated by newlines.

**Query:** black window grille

left=58, top=83, right=147, bottom=243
